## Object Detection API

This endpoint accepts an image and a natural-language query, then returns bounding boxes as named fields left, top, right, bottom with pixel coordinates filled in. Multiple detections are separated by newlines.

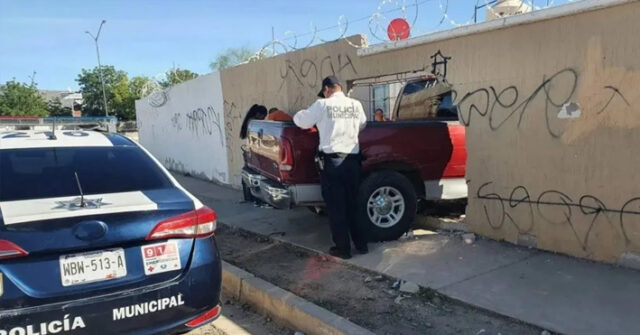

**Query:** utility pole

left=85, top=20, right=109, bottom=116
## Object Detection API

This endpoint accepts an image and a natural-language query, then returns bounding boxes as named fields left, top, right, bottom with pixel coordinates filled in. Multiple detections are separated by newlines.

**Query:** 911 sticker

left=141, top=241, right=181, bottom=275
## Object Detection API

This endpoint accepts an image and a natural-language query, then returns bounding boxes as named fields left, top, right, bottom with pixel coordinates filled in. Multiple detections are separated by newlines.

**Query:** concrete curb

left=222, top=261, right=376, bottom=335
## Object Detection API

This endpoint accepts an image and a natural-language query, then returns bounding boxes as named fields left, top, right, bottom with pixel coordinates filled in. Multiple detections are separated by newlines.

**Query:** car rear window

left=0, top=146, right=172, bottom=201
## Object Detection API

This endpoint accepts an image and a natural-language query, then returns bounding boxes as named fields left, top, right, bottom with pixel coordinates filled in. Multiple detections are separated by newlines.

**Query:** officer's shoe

left=329, top=246, right=352, bottom=260
left=355, top=244, right=369, bottom=255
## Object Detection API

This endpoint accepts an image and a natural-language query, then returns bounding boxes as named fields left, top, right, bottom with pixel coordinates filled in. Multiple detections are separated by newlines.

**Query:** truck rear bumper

left=241, top=168, right=324, bottom=209
left=242, top=168, right=292, bottom=209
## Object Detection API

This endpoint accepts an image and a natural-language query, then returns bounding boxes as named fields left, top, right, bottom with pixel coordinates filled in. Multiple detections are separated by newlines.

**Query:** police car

left=0, top=118, right=222, bottom=334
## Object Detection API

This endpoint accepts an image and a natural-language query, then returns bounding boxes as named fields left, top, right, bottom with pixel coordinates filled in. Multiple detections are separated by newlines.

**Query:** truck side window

left=396, top=79, right=458, bottom=121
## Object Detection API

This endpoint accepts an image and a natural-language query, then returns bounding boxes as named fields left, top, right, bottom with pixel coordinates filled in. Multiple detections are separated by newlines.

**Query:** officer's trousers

left=320, top=153, right=367, bottom=254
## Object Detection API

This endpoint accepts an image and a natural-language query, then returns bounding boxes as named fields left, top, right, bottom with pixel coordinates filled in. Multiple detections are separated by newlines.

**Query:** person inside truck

left=292, top=75, right=368, bottom=260
left=266, top=107, right=293, bottom=121
left=239, top=104, right=267, bottom=139
left=374, top=108, right=388, bottom=122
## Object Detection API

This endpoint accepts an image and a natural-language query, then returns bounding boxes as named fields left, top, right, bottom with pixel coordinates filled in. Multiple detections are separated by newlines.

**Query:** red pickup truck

left=242, top=78, right=467, bottom=241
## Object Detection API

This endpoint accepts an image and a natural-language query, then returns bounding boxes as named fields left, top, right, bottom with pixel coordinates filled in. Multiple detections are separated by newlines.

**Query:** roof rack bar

left=0, top=116, right=118, bottom=133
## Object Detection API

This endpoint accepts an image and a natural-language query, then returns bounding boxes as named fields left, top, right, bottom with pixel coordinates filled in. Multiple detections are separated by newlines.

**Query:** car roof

left=0, top=130, right=135, bottom=150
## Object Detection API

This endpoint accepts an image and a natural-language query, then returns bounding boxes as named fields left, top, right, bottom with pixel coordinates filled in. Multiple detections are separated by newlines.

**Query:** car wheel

left=358, top=171, right=417, bottom=241
left=307, top=206, right=326, bottom=216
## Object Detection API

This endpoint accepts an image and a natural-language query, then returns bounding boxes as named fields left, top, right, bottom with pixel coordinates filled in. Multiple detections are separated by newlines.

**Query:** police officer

left=293, top=76, right=367, bottom=259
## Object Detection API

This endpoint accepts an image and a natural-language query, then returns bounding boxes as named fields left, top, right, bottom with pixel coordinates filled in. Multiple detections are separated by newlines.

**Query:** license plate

left=60, top=248, right=127, bottom=287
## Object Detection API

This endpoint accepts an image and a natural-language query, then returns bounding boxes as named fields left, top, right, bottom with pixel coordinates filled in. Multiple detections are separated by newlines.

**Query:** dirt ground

left=216, top=224, right=543, bottom=335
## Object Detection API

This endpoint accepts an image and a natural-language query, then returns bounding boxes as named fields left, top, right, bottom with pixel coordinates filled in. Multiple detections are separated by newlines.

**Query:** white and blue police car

left=0, top=120, right=222, bottom=335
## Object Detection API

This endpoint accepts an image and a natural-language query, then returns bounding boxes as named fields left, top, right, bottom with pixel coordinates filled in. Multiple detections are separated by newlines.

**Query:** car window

left=396, top=79, right=458, bottom=121
left=0, top=146, right=172, bottom=201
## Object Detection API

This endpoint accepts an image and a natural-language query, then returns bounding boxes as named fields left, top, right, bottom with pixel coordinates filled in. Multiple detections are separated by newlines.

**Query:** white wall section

left=135, top=72, right=229, bottom=184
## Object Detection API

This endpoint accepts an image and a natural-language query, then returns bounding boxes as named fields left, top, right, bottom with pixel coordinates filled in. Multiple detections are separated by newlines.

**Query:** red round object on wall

left=387, top=18, right=410, bottom=41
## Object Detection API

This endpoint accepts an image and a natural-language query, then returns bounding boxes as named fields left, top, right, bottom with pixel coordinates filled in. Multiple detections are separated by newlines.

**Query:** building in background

left=39, top=90, right=83, bottom=116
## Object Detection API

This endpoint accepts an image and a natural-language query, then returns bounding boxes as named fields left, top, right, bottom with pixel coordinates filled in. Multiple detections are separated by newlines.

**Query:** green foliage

left=129, top=76, right=155, bottom=98
left=160, top=68, right=199, bottom=88
left=0, top=80, right=48, bottom=116
left=47, top=97, right=72, bottom=117
left=76, top=65, right=134, bottom=119
left=209, top=46, right=258, bottom=71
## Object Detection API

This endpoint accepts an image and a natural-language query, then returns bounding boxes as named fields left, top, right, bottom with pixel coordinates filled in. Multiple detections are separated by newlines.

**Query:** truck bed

left=244, top=119, right=466, bottom=197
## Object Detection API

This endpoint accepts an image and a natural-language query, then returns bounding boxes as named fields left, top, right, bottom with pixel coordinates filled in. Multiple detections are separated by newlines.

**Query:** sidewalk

left=176, top=174, right=640, bottom=335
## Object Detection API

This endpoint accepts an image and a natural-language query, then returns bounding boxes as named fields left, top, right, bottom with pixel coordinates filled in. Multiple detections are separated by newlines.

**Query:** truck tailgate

left=246, top=120, right=319, bottom=184
left=246, top=120, right=284, bottom=181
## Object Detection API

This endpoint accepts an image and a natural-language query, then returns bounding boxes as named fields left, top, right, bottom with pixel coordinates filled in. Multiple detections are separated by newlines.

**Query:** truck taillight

left=280, top=138, right=294, bottom=171
left=146, top=206, right=217, bottom=240
left=0, top=240, right=28, bottom=260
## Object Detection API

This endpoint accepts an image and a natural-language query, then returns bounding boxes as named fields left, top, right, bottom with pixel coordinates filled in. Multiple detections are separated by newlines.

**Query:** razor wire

left=144, top=0, right=579, bottom=105
left=252, top=0, right=576, bottom=58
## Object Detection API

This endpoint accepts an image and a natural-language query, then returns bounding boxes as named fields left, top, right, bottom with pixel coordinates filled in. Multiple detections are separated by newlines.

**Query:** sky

left=0, top=0, right=573, bottom=90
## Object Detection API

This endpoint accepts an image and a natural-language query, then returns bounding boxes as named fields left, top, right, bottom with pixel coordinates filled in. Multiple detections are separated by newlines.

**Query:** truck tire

left=357, top=171, right=417, bottom=241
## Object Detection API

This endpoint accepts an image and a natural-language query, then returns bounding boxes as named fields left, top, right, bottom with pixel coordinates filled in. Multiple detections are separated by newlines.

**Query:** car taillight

left=280, top=138, right=294, bottom=171
left=0, top=240, right=28, bottom=260
left=146, top=206, right=217, bottom=240
left=185, top=305, right=221, bottom=327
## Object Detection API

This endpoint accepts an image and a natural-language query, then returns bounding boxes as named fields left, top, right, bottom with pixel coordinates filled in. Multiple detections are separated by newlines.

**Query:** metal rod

left=74, top=172, right=86, bottom=208
left=86, top=20, right=109, bottom=117
left=475, top=0, right=500, bottom=22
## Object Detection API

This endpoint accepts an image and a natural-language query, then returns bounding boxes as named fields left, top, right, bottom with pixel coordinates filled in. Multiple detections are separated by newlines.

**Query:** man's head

left=375, top=108, right=385, bottom=121
left=318, top=75, right=342, bottom=98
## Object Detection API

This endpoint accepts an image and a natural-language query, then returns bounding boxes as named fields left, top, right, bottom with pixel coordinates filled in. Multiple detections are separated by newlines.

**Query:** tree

left=160, top=68, right=198, bottom=88
left=76, top=65, right=135, bottom=120
left=0, top=80, right=48, bottom=116
left=47, top=97, right=72, bottom=117
left=209, top=46, right=257, bottom=71
left=129, top=76, right=156, bottom=99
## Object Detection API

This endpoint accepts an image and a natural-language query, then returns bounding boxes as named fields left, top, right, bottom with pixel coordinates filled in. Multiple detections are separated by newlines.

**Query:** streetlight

left=85, top=20, right=109, bottom=116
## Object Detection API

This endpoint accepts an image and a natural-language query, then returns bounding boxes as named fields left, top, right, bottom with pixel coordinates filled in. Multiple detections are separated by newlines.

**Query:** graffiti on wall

left=455, top=68, right=578, bottom=137
left=475, top=181, right=640, bottom=255
left=186, top=106, right=223, bottom=142
left=170, top=113, right=182, bottom=130
left=454, top=68, right=631, bottom=139
left=168, top=105, right=224, bottom=144
left=430, top=50, right=452, bottom=79
left=279, top=53, right=358, bottom=92
left=223, top=100, right=243, bottom=167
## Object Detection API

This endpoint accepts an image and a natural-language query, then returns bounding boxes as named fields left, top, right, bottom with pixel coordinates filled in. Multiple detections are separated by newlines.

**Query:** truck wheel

left=358, top=171, right=417, bottom=241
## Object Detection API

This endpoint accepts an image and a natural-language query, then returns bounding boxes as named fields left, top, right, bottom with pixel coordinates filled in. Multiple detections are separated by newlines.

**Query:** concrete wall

left=136, top=72, right=229, bottom=184
left=354, top=0, right=640, bottom=263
